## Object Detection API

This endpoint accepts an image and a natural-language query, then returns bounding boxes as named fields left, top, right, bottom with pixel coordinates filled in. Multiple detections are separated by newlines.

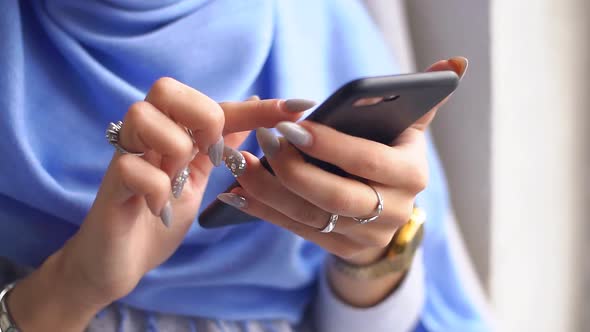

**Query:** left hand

left=220, top=58, right=468, bottom=265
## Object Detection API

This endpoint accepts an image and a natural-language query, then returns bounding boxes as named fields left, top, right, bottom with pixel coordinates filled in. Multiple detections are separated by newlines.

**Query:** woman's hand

left=218, top=58, right=469, bottom=306
left=7, top=78, right=313, bottom=331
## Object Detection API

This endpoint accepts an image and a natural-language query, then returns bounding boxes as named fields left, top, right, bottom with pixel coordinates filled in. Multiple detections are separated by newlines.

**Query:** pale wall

left=405, top=0, right=588, bottom=330
left=491, top=0, right=588, bottom=331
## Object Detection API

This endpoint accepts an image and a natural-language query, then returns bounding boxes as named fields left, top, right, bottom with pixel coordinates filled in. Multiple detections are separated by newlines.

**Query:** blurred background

left=366, top=0, right=589, bottom=331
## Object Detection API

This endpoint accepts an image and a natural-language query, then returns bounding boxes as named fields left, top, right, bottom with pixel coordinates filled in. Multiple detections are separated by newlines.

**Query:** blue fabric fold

left=0, top=0, right=488, bottom=330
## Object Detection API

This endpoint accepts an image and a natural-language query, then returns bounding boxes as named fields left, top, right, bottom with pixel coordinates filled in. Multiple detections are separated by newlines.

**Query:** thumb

left=412, top=56, right=469, bottom=131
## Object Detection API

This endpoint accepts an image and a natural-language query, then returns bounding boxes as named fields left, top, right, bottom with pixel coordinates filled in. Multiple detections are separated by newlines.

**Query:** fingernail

left=256, top=128, right=280, bottom=158
left=160, top=200, right=173, bottom=228
left=284, top=99, right=316, bottom=113
left=246, top=95, right=261, bottom=101
left=217, top=193, right=248, bottom=209
left=276, top=121, right=312, bottom=146
left=171, top=166, right=190, bottom=199
left=208, top=137, right=224, bottom=166
left=223, top=146, right=247, bottom=177
left=448, top=56, right=469, bottom=79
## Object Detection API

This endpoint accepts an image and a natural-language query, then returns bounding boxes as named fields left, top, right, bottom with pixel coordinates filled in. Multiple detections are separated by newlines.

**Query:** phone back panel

left=199, top=71, right=459, bottom=228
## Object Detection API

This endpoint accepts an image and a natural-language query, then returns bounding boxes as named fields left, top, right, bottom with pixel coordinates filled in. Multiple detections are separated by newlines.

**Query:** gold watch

left=332, top=207, right=426, bottom=280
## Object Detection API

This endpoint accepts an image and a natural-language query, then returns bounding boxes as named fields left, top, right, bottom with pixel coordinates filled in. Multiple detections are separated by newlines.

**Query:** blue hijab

left=0, top=0, right=488, bottom=330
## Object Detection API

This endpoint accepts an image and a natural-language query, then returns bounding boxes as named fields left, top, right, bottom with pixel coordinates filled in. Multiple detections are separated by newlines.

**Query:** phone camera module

left=383, top=95, right=400, bottom=102
left=353, top=95, right=400, bottom=107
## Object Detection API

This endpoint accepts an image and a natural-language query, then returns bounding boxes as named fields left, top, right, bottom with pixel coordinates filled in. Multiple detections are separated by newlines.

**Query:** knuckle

left=114, top=154, right=136, bottom=179
left=325, top=191, right=354, bottom=215
left=252, top=99, right=266, bottom=113
left=194, top=106, right=224, bottom=146
left=149, top=77, right=177, bottom=100
left=407, top=165, right=429, bottom=193
left=171, top=133, right=193, bottom=158
left=125, top=101, right=150, bottom=126
left=291, top=207, right=322, bottom=226
left=351, top=151, right=382, bottom=176
left=203, top=105, right=225, bottom=129
left=390, top=203, right=414, bottom=227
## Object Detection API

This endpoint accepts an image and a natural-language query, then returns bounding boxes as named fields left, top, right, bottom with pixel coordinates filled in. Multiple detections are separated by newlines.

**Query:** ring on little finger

left=320, top=214, right=339, bottom=233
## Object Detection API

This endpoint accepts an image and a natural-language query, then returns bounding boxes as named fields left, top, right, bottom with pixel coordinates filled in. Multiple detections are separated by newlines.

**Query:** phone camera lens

left=383, top=95, right=400, bottom=102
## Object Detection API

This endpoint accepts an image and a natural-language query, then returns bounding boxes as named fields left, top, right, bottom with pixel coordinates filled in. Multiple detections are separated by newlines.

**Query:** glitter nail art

left=171, top=166, right=190, bottom=198
left=223, top=146, right=247, bottom=177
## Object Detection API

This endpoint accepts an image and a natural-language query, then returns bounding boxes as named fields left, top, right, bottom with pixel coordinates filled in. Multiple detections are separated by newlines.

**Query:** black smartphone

left=199, top=71, right=460, bottom=228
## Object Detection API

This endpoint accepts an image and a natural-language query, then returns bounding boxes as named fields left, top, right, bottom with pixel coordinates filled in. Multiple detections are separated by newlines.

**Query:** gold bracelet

left=331, top=207, right=426, bottom=280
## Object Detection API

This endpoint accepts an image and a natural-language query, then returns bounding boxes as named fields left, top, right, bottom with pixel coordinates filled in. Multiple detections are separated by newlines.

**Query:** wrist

left=328, top=246, right=406, bottom=308
left=326, top=207, right=425, bottom=307
left=7, top=252, right=105, bottom=331
left=327, top=256, right=405, bottom=307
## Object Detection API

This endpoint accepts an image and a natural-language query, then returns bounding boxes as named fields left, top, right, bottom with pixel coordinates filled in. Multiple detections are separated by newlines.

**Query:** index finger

left=145, top=77, right=224, bottom=153
left=220, top=99, right=313, bottom=135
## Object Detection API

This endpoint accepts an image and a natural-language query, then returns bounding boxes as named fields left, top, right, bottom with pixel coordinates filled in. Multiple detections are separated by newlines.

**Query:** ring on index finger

left=105, top=121, right=145, bottom=156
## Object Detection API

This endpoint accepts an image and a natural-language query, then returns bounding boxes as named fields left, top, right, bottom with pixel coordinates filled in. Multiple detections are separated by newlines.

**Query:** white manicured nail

left=160, top=200, right=173, bottom=228
left=276, top=122, right=312, bottom=146
left=217, top=193, right=248, bottom=209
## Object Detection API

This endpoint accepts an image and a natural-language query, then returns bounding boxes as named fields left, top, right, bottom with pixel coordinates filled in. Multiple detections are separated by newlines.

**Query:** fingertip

left=256, top=127, right=280, bottom=158
left=282, top=99, right=316, bottom=113
left=448, top=56, right=469, bottom=79
left=160, top=200, right=173, bottom=228
left=240, top=150, right=260, bottom=162
left=276, top=121, right=313, bottom=147
left=424, top=59, right=449, bottom=72
left=208, top=137, right=225, bottom=167
left=425, top=57, right=469, bottom=79
left=223, top=145, right=246, bottom=177
left=217, top=192, right=248, bottom=209
left=230, top=187, right=248, bottom=199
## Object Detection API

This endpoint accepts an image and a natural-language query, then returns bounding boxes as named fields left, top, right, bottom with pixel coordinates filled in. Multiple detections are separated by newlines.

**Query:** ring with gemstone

left=105, top=121, right=145, bottom=156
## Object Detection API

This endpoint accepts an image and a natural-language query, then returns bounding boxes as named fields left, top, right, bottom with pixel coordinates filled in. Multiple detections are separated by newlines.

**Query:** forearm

left=327, top=247, right=404, bottom=307
left=7, top=252, right=105, bottom=332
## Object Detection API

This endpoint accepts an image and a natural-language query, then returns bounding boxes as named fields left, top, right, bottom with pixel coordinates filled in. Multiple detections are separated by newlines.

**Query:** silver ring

left=320, top=214, right=339, bottom=233
left=105, top=121, right=145, bottom=156
left=185, top=127, right=197, bottom=144
left=353, top=185, right=384, bottom=224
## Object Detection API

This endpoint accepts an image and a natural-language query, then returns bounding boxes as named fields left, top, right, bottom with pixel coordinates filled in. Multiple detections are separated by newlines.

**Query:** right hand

left=64, top=78, right=309, bottom=303
left=9, top=78, right=310, bottom=325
